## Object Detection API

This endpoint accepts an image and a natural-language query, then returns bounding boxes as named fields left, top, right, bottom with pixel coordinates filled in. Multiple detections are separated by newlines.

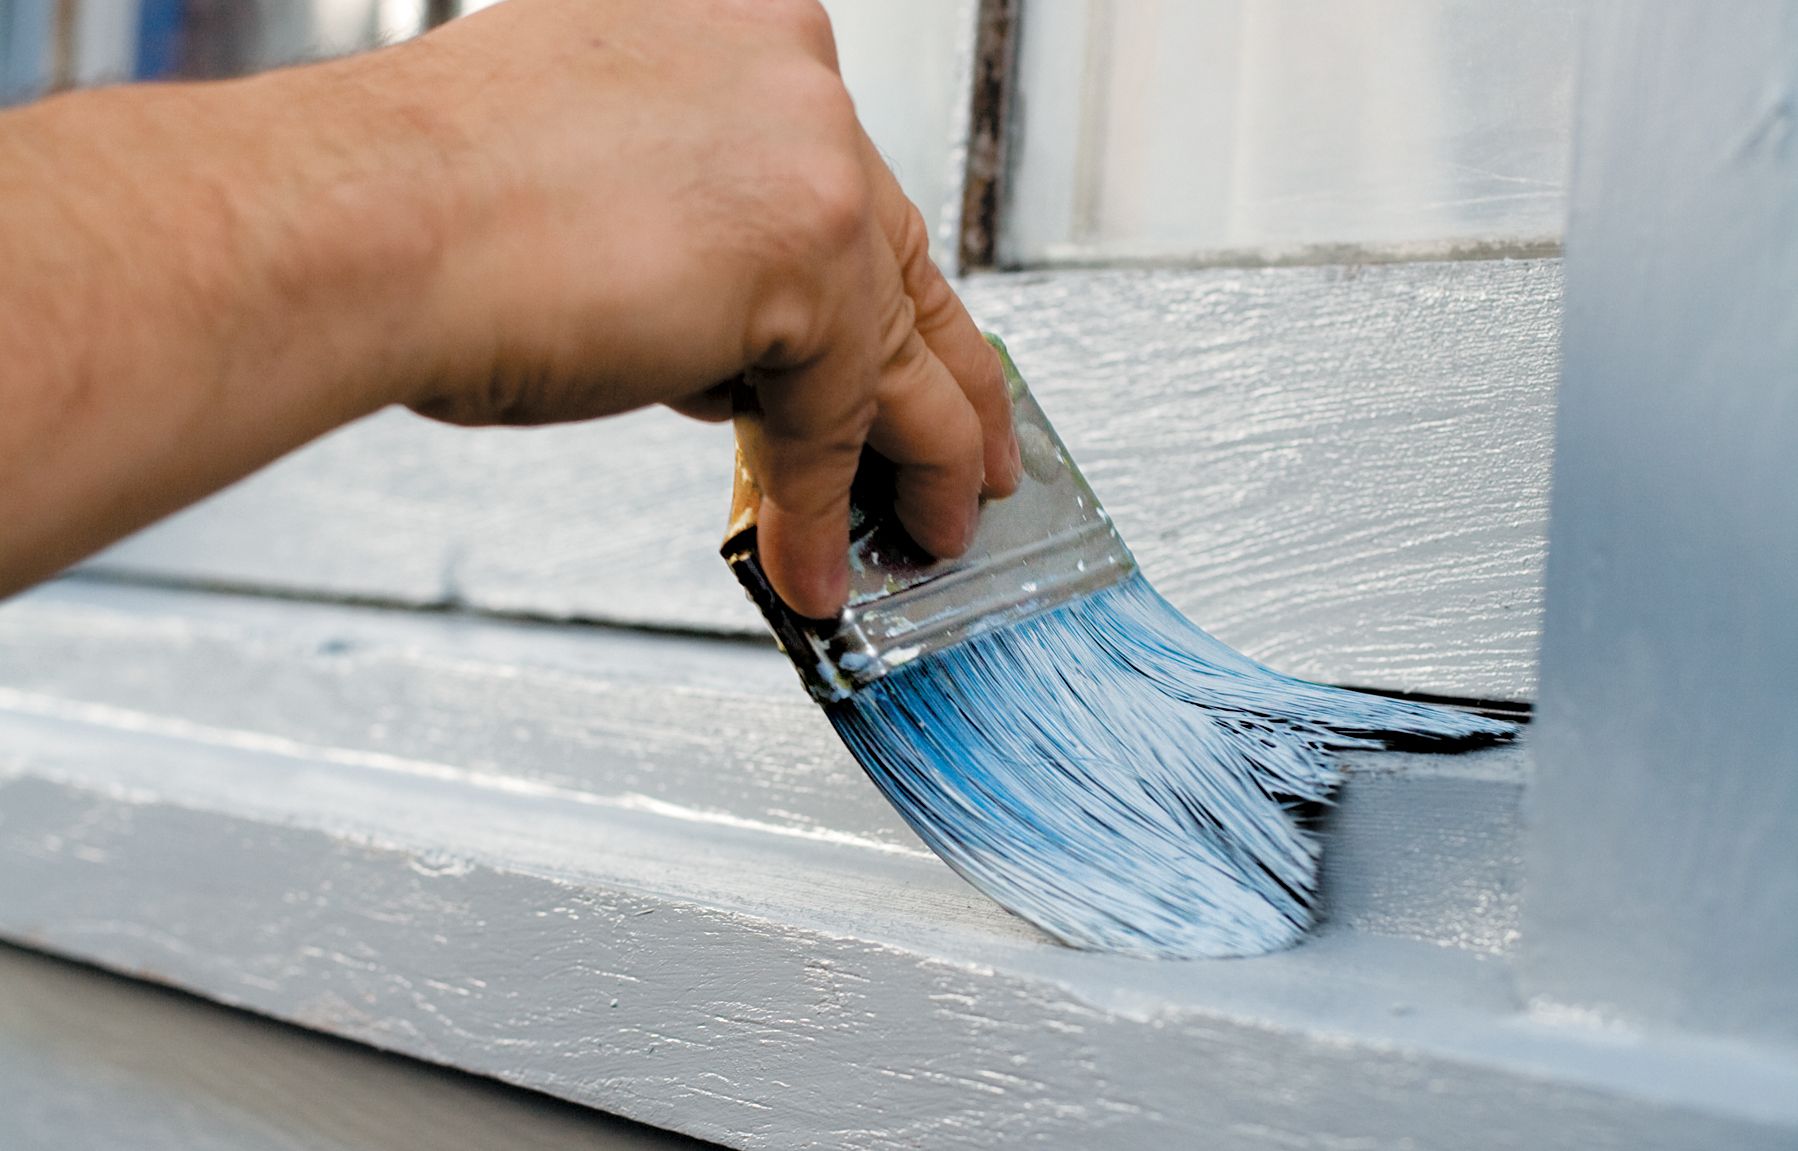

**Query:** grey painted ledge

left=86, top=259, right=1559, bottom=702
left=3, top=581, right=1793, bottom=1150
left=0, top=943, right=706, bottom=1151
left=0, top=579, right=1522, bottom=956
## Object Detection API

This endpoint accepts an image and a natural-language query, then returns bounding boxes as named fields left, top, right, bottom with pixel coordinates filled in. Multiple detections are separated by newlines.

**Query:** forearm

left=0, top=54, right=455, bottom=596
left=0, top=0, right=1013, bottom=617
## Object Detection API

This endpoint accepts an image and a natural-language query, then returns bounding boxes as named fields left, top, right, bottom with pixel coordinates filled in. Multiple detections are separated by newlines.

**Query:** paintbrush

left=723, top=335, right=1514, bottom=958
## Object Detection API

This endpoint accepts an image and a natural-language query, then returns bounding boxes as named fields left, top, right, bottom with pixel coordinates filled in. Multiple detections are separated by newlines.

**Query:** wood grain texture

left=1, top=588, right=1794, bottom=1150
left=0, top=943, right=706, bottom=1151
left=88, top=259, right=1559, bottom=701
left=0, top=579, right=1521, bottom=954
left=962, top=261, right=1558, bottom=700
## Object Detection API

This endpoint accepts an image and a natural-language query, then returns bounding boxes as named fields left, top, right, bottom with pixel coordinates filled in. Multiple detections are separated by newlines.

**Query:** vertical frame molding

left=1525, top=1, right=1798, bottom=1043
left=953, top=0, right=1018, bottom=271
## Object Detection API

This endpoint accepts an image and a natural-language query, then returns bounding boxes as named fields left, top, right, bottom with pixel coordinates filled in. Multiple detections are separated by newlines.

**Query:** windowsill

left=3, top=580, right=1792, bottom=1148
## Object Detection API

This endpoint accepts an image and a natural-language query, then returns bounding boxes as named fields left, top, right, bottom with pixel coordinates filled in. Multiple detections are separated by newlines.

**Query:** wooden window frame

left=3, top=3, right=1796, bottom=1147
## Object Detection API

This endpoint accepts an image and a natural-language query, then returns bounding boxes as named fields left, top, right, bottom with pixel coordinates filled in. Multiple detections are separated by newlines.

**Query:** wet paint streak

left=832, top=573, right=1513, bottom=958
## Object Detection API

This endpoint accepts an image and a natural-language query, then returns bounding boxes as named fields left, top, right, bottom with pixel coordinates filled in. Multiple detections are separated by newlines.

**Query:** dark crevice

left=956, top=0, right=1021, bottom=271
left=58, top=568, right=775, bottom=649
left=1342, top=685, right=1532, bottom=725
left=994, top=238, right=1564, bottom=275
left=54, top=570, right=1535, bottom=719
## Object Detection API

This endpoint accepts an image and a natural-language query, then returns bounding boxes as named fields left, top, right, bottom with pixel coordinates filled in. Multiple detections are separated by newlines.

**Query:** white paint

left=2, top=582, right=1794, bottom=1146
left=0, top=580, right=1525, bottom=953
left=376, top=0, right=428, bottom=44
left=89, top=259, right=1559, bottom=701
left=819, top=0, right=971, bottom=266
left=72, top=0, right=142, bottom=86
left=1003, top=0, right=1575, bottom=266
left=1, top=653, right=1795, bottom=1147
left=1525, top=1, right=1798, bottom=1046
left=0, top=686, right=933, bottom=860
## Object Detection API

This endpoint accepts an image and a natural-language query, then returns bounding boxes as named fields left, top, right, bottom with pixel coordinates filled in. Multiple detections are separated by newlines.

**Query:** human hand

left=385, top=0, right=1022, bottom=617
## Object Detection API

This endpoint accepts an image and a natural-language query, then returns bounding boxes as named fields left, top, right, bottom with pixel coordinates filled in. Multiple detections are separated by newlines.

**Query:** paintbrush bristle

left=828, top=572, right=1516, bottom=959
left=729, top=333, right=1516, bottom=958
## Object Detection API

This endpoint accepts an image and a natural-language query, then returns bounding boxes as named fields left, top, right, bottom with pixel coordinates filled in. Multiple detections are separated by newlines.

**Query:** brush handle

left=721, top=334, right=1135, bottom=702
left=723, top=386, right=763, bottom=549
left=721, top=356, right=951, bottom=601
left=723, top=333, right=1021, bottom=559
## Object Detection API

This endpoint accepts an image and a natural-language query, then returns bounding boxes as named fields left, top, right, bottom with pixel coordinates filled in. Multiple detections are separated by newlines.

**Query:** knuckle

left=797, top=150, right=872, bottom=256
left=969, top=340, right=1009, bottom=408
left=877, top=295, right=922, bottom=367
left=895, top=201, right=934, bottom=272
left=910, top=272, right=960, bottom=338
left=893, top=208, right=963, bottom=333
left=746, top=293, right=815, bottom=369
left=759, top=0, right=837, bottom=57
left=948, top=398, right=985, bottom=463
left=756, top=69, right=866, bottom=263
left=807, top=70, right=861, bottom=136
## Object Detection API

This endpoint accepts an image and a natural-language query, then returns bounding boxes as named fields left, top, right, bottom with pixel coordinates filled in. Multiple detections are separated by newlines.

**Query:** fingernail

left=1008, top=432, right=1025, bottom=487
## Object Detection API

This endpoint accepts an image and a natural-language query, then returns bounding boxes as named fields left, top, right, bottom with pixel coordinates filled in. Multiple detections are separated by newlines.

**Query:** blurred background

left=1, top=0, right=1576, bottom=268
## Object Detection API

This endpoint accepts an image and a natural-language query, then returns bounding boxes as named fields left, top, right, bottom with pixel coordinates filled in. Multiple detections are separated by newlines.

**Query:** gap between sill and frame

left=984, top=236, right=1565, bottom=276
left=55, top=568, right=1535, bottom=719
left=954, top=0, right=1021, bottom=273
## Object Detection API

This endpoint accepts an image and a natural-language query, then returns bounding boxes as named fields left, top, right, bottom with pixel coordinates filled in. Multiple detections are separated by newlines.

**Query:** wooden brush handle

left=725, top=444, right=761, bottom=547
left=723, top=379, right=765, bottom=548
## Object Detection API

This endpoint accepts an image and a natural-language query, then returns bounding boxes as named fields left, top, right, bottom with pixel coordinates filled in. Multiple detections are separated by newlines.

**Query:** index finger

left=860, top=133, right=1021, bottom=500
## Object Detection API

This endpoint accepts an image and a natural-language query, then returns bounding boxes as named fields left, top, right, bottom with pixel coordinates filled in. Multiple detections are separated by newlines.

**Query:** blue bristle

left=828, top=572, right=1516, bottom=959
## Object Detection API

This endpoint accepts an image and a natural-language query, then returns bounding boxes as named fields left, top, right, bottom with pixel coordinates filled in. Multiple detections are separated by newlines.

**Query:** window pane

left=1003, top=0, right=1578, bottom=265
left=820, top=0, right=970, bottom=263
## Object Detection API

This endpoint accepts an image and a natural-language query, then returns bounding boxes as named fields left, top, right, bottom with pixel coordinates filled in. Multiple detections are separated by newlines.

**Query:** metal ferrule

left=723, top=336, right=1138, bottom=703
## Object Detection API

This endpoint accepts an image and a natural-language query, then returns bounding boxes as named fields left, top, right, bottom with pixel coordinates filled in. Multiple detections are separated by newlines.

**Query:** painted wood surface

left=90, top=259, right=1559, bottom=701
left=3, top=582, right=1794, bottom=1151
left=0, top=943, right=706, bottom=1151
left=1526, top=1, right=1798, bottom=1046
left=0, top=579, right=1523, bottom=955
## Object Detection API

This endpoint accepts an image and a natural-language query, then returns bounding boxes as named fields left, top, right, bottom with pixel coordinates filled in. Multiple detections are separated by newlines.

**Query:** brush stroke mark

left=832, top=573, right=1512, bottom=959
